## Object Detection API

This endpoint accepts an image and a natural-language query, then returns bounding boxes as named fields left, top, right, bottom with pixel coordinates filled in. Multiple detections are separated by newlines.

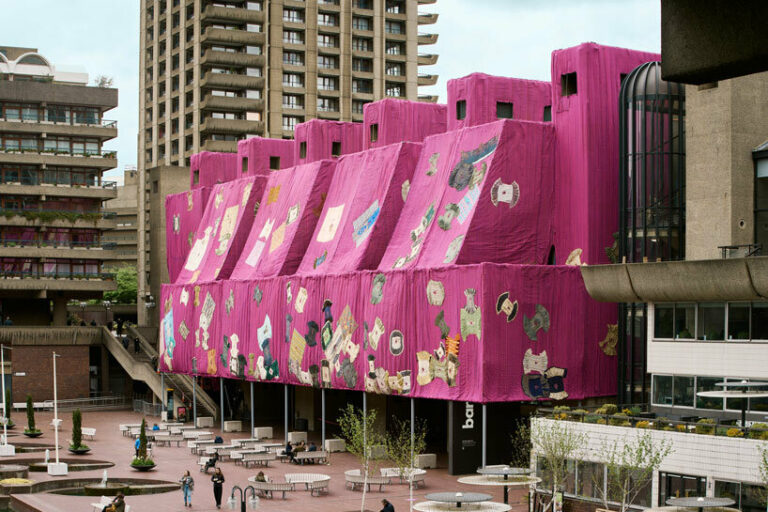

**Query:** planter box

left=196, top=416, right=214, bottom=428
left=253, top=426, right=272, bottom=439
left=324, top=438, right=345, bottom=452
left=415, top=453, right=436, bottom=469
left=223, top=420, right=242, bottom=433
left=287, top=431, right=307, bottom=444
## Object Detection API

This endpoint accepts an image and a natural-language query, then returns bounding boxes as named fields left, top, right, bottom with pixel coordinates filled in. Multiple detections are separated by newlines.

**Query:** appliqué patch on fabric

left=286, top=203, right=300, bottom=225
left=225, top=288, right=234, bottom=315
left=490, top=179, right=520, bottom=208
left=184, top=226, right=213, bottom=271
left=449, top=136, right=498, bottom=191
left=214, top=191, right=224, bottom=208
left=426, top=152, right=439, bottom=176
left=267, top=185, right=281, bottom=205
left=207, top=349, right=217, bottom=375
left=523, top=304, right=550, bottom=341
left=599, top=323, right=618, bottom=356
left=457, top=186, right=480, bottom=224
left=469, top=162, right=487, bottom=190
left=252, top=285, right=263, bottom=305
left=286, top=282, right=293, bottom=304
left=434, top=310, right=450, bottom=339
left=178, top=320, right=189, bottom=341
left=495, top=292, right=518, bottom=322
left=460, top=288, right=481, bottom=341
left=269, top=222, right=286, bottom=253
left=352, top=200, right=380, bottom=247
left=295, top=287, right=308, bottom=313
left=565, top=248, right=584, bottom=266
left=317, top=204, right=344, bottom=243
left=313, top=250, right=327, bottom=269
left=437, top=203, right=459, bottom=231
left=401, top=180, right=410, bottom=202
left=443, top=235, right=464, bottom=264
left=186, top=190, right=194, bottom=211
left=188, top=231, right=195, bottom=247
left=368, top=317, right=385, bottom=350
left=245, top=240, right=266, bottom=267
left=180, top=288, right=189, bottom=306
left=172, top=214, right=180, bottom=234
left=389, top=329, right=404, bottom=356
left=259, top=218, right=275, bottom=240
left=194, top=285, right=201, bottom=307
left=523, top=348, right=548, bottom=374
left=370, top=273, right=386, bottom=305
left=426, top=280, right=445, bottom=306
left=241, top=183, right=253, bottom=208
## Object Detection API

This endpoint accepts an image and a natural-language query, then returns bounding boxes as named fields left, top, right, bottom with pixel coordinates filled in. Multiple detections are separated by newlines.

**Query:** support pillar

left=250, top=381, right=255, bottom=435
left=321, top=388, right=326, bottom=449
left=482, top=403, right=487, bottom=468
left=219, top=378, right=224, bottom=433
left=284, top=385, right=289, bottom=441
left=52, top=296, right=68, bottom=326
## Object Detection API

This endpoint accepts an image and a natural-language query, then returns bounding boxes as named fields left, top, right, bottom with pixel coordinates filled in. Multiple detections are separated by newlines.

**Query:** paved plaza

left=3, top=410, right=528, bottom=512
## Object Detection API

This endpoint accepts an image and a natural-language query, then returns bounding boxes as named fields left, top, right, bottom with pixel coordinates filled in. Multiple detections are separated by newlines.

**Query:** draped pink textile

left=363, top=98, right=447, bottom=150
left=293, top=120, right=364, bottom=164
left=446, top=73, right=552, bottom=131
left=190, top=152, right=239, bottom=189
left=237, top=137, right=295, bottom=177
left=297, top=142, right=421, bottom=274
left=166, top=187, right=212, bottom=283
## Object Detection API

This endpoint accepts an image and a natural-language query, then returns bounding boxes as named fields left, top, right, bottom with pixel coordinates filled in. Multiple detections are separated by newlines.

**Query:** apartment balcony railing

left=0, top=147, right=117, bottom=159
left=0, top=269, right=116, bottom=281
left=0, top=209, right=117, bottom=221
left=718, top=244, right=763, bottom=259
left=0, top=174, right=116, bottom=189
left=0, top=113, right=117, bottom=129
left=0, top=238, right=116, bottom=250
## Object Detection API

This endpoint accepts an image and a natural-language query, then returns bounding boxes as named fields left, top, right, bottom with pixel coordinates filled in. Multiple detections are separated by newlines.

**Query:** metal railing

left=0, top=270, right=116, bottom=280
left=0, top=208, right=117, bottom=219
left=718, top=244, right=762, bottom=259
left=0, top=147, right=117, bottom=159
left=0, top=113, right=117, bottom=129
left=0, top=238, right=116, bottom=250
left=38, top=395, right=130, bottom=412
left=133, top=399, right=162, bottom=417
left=0, top=175, right=117, bottom=189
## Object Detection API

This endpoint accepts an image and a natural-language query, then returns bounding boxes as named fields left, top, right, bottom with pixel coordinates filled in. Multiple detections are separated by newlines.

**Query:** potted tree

left=23, top=395, right=42, bottom=438
left=3, top=389, right=14, bottom=429
left=68, top=408, right=90, bottom=454
left=130, top=418, right=155, bottom=471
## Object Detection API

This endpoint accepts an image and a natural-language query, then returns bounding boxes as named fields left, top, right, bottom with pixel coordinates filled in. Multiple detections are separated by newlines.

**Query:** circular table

left=468, top=467, right=537, bottom=504
left=427, top=492, right=492, bottom=509
left=666, top=496, right=735, bottom=512
left=283, top=472, right=331, bottom=490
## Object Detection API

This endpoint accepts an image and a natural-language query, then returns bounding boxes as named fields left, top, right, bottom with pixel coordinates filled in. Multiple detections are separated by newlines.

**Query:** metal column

left=219, top=378, right=224, bottom=433
left=321, top=388, right=326, bottom=449
left=362, top=392, right=367, bottom=448
left=250, top=381, right=255, bottom=436
left=284, top=385, right=289, bottom=441
left=482, top=404, right=487, bottom=468
left=192, top=375, right=197, bottom=426
left=160, top=374, right=165, bottom=416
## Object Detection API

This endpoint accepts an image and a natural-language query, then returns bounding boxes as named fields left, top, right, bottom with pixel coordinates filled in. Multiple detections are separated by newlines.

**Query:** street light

left=47, top=352, right=67, bottom=475
left=227, top=485, right=259, bottom=512
left=0, top=344, right=14, bottom=457
left=192, top=357, right=197, bottom=427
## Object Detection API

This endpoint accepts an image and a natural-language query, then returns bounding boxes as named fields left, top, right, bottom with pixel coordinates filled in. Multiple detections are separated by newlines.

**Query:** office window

left=269, top=156, right=280, bottom=170
left=728, top=303, right=750, bottom=340
left=673, top=376, right=694, bottom=407
left=331, top=141, right=341, bottom=157
left=652, top=375, right=673, bottom=405
left=300, top=141, right=307, bottom=159
left=496, top=102, right=514, bottom=119
left=369, top=123, right=378, bottom=142
left=561, top=72, right=577, bottom=96
left=697, top=303, right=725, bottom=340
left=696, top=376, right=724, bottom=410
left=674, top=303, right=695, bottom=339
left=753, top=303, right=768, bottom=340
left=456, top=100, right=466, bottom=120
left=654, top=304, right=674, bottom=338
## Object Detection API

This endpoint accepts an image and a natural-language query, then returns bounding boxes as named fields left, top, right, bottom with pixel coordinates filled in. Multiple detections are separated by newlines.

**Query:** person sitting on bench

left=291, top=441, right=306, bottom=464
left=204, top=451, right=219, bottom=472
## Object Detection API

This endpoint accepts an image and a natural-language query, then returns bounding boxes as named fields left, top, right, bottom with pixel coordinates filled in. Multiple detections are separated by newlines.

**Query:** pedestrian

left=101, top=492, right=126, bottom=512
left=380, top=499, right=395, bottom=512
left=133, top=337, right=140, bottom=354
left=134, top=437, right=140, bottom=457
left=254, top=471, right=267, bottom=482
left=121, top=336, right=129, bottom=350
left=211, top=467, right=225, bottom=509
left=180, top=470, right=194, bottom=507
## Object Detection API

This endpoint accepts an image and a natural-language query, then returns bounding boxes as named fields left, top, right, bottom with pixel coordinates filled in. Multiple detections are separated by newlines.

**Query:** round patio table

left=666, top=496, right=735, bottom=512
left=459, top=466, right=540, bottom=504
left=427, top=492, right=492, bottom=509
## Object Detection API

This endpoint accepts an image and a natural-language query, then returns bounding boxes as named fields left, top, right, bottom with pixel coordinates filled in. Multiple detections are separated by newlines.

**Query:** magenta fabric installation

left=190, top=151, right=240, bottom=189
left=161, top=42, right=657, bottom=404
left=446, top=73, right=552, bottom=130
left=237, top=137, right=295, bottom=177
left=166, top=187, right=212, bottom=283
left=364, top=98, right=447, bottom=150
left=230, top=160, right=337, bottom=279
left=297, top=142, right=421, bottom=274
left=293, top=120, right=364, bottom=164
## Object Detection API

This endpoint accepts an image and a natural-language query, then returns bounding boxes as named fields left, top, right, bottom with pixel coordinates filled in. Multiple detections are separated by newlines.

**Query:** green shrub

left=653, top=417, right=670, bottom=430
left=610, top=412, right=629, bottom=426
left=25, top=395, right=39, bottom=433
left=70, top=409, right=87, bottom=449
left=635, top=420, right=651, bottom=429
left=748, top=423, right=768, bottom=440
left=570, top=409, right=588, bottom=421
left=584, top=414, right=600, bottom=424
left=675, top=424, right=687, bottom=432
left=726, top=428, right=744, bottom=438
left=596, top=404, right=618, bottom=416
left=695, top=418, right=715, bottom=435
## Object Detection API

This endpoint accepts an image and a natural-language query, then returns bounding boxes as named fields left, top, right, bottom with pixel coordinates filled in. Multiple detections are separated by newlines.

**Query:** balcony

left=0, top=116, right=117, bottom=141
left=0, top=209, right=117, bottom=230
left=418, top=12, right=438, bottom=24
left=418, top=32, right=438, bottom=45
left=201, top=118, right=264, bottom=135
left=201, top=72, right=264, bottom=90
left=418, top=95, right=439, bottom=103
left=0, top=183, right=117, bottom=200
left=0, top=149, right=117, bottom=170
left=0, top=239, right=121, bottom=260
left=418, top=74, right=438, bottom=86
left=201, top=27, right=265, bottom=46
left=200, top=95, right=264, bottom=112
left=418, top=53, right=439, bottom=65
left=201, top=50, right=264, bottom=68
left=201, top=5, right=264, bottom=24
left=0, top=269, right=116, bottom=293
left=201, top=140, right=238, bottom=153
left=418, top=0, right=436, bottom=4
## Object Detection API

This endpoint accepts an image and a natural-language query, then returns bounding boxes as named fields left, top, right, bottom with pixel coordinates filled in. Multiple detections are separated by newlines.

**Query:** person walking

left=134, top=437, right=140, bottom=457
left=380, top=499, right=395, bottom=512
left=133, top=336, right=141, bottom=354
left=180, top=470, right=194, bottom=507
left=211, top=467, right=225, bottom=509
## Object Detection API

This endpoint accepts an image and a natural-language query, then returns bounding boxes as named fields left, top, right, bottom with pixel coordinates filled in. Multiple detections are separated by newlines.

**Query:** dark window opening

left=561, top=72, right=577, bottom=96
left=242, top=157, right=248, bottom=174
left=620, top=73, right=627, bottom=86
left=269, top=156, right=280, bottom=170
left=152, top=180, right=159, bottom=193
left=331, top=141, right=341, bottom=157
left=547, top=245, right=556, bottom=265
left=370, top=123, right=378, bottom=143
left=456, top=100, right=466, bottom=120
left=543, top=105, right=552, bottom=122
left=496, top=102, right=513, bottom=119
left=300, top=141, right=307, bottom=159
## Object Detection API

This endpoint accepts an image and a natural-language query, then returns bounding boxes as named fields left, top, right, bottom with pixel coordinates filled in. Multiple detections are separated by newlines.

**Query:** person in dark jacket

left=211, top=468, right=225, bottom=509
left=381, top=499, right=395, bottom=512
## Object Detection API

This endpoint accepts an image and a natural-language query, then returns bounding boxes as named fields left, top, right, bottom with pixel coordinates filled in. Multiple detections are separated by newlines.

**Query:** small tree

left=93, top=75, right=114, bottom=88
left=385, top=416, right=427, bottom=511
left=598, top=431, right=672, bottom=512
left=132, top=417, right=153, bottom=465
left=25, top=395, right=39, bottom=433
left=103, top=266, right=138, bottom=304
left=4, top=388, right=12, bottom=427
left=338, top=404, right=383, bottom=512
left=71, top=408, right=86, bottom=449
left=757, top=445, right=768, bottom=507
left=509, top=417, right=532, bottom=467
left=531, top=419, right=587, bottom=512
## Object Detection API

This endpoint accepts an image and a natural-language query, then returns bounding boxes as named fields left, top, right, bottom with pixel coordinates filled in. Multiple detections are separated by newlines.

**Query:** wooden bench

left=243, top=452, right=277, bottom=468
left=81, top=427, right=96, bottom=440
left=250, top=481, right=294, bottom=499
left=154, top=435, right=184, bottom=447
left=344, top=472, right=390, bottom=492
left=308, top=479, right=330, bottom=496
left=293, top=450, right=328, bottom=465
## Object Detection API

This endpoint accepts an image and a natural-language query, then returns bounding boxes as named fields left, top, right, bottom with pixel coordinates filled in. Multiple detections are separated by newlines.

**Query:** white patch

left=317, top=204, right=345, bottom=243
left=259, top=219, right=275, bottom=240
left=245, top=240, right=266, bottom=267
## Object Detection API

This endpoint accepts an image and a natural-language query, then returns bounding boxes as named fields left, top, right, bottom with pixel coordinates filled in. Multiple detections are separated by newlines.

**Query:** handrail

left=0, top=147, right=117, bottom=158
left=0, top=238, right=115, bottom=249
left=0, top=114, right=117, bottom=129
left=0, top=270, right=115, bottom=280
left=718, top=244, right=763, bottom=259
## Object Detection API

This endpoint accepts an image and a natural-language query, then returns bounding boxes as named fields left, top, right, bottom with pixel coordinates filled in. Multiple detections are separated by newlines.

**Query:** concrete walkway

left=2, top=410, right=529, bottom=512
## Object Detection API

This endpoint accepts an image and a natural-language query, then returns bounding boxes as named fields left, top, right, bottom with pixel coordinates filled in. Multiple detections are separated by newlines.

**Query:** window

left=543, top=105, right=552, bottom=120
left=284, top=51, right=304, bottom=66
left=674, top=303, right=695, bottom=339
left=283, top=95, right=303, bottom=109
left=317, top=97, right=338, bottom=112
left=385, top=21, right=403, bottom=34
left=696, top=376, right=724, bottom=410
left=246, top=1, right=262, bottom=10
left=456, top=100, right=466, bottom=120
left=352, top=79, right=372, bottom=94
left=245, top=89, right=261, bottom=99
left=331, top=141, right=341, bottom=157
left=697, top=303, right=725, bottom=340
left=654, top=304, right=674, bottom=338
left=246, top=24, right=262, bottom=32
left=246, top=67, right=262, bottom=77
left=318, top=34, right=338, bottom=48
left=283, top=8, right=304, bottom=23
left=282, top=116, right=301, bottom=131
left=386, top=42, right=403, bottom=55
left=496, top=102, right=514, bottom=119
left=246, top=112, right=261, bottom=121
left=352, top=38, right=372, bottom=52
left=318, top=77, right=338, bottom=91
left=282, top=73, right=304, bottom=87
left=352, top=100, right=369, bottom=115
left=269, top=156, right=280, bottom=169
left=299, top=142, right=307, bottom=159
left=753, top=303, right=768, bottom=339
left=728, top=303, right=750, bottom=340
left=317, top=56, right=338, bottom=69
left=385, top=63, right=404, bottom=76
left=283, top=30, right=304, bottom=44
left=352, top=16, right=371, bottom=31
left=355, top=0, right=372, bottom=8
left=385, top=0, right=404, bottom=13
left=561, top=72, right=577, bottom=96
left=576, top=461, right=604, bottom=499
left=385, top=83, right=403, bottom=97
left=673, top=376, right=694, bottom=407
left=369, top=123, right=378, bottom=142
left=246, top=46, right=262, bottom=55
left=652, top=375, right=673, bottom=405
left=352, top=58, right=372, bottom=72
left=318, top=13, right=338, bottom=26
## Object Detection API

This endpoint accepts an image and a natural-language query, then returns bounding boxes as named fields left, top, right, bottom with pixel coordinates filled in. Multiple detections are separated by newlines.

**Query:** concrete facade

left=103, top=168, right=139, bottom=271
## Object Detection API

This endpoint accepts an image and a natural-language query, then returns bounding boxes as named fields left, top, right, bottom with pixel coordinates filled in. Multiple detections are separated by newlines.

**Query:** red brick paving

left=3, top=410, right=529, bottom=512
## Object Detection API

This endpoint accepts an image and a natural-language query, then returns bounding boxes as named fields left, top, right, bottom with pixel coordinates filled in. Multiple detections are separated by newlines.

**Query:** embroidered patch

left=245, top=240, right=266, bottom=267
left=401, top=180, right=410, bottom=202
left=457, top=186, right=480, bottom=224
left=437, top=203, right=460, bottom=231
left=495, top=292, right=518, bottom=322
left=434, top=310, right=450, bottom=339
left=523, top=304, right=550, bottom=341
left=295, top=287, right=308, bottom=313
left=449, top=137, right=498, bottom=191
left=426, top=280, right=445, bottom=306
left=198, top=292, right=216, bottom=350
left=368, top=317, right=385, bottom=350
left=286, top=203, right=300, bottom=225
left=416, top=351, right=433, bottom=386
left=269, top=222, right=286, bottom=253
left=194, top=285, right=201, bottom=307
left=317, top=204, right=344, bottom=243
left=178, top=320, right=189, bottom=340
left=337, top=305, right=358, bottom=339
left=523, top=348, right=548, bottom=374
left=339, top=358, right=357, bottom=388
left=305, top=321, right=319, bottom=347
left=444, top=235, right=464, bottom=264
left=172, top=214, right=180, bottom=234
left=565, top=248, right=584, bottom=266
left=267, top=185, right=281, bottom=205
left=460, top=288, right=481, bottom=341
left=352, top=200, right=380, bottom=247
left=289, top=329, right=307, bottom=370
left=426, top=152, right=439, bottom=176
left=490, top=179, right=520, bottom=208
left=186, top=190, right=194, bottom=211
left=184, top=226, right=213, bottom=271
left=313, top=250, right=327, bottom=269
left=207, top=348, right=217, bottom=375
left=370, top=273, right=386, bottom=305
left=599, top=323, right=618, bottom=356
left=322, top=299, right=333, bottom=323
left=225, top=288, right=234, bottom=315
left=389, top=330, right=404, bottom=356
left=469, top=161, right=487, bottom=190
left=257, top=315, right=273, bottom=365
left=286, top=282, right=293, bottom=304
left=180, top=288, right=189, bottom=306
left=214, top=191, right=224, bottom=208
left=321, top=321, right=333, bottom=352
left=285, top=314, right=293, bottom=344
left=522, top=366, right=568, bottom=400
left=253, top=285, right=263, bottom=305
left=259, top=218, right=275, bottom=240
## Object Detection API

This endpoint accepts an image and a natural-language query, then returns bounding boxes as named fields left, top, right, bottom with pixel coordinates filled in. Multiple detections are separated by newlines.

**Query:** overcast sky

left=0, top=0, right=659, bottom=185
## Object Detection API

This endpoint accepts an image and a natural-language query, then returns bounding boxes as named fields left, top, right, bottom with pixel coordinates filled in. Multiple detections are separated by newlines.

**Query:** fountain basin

left=83, top=482, right=129, bottom=497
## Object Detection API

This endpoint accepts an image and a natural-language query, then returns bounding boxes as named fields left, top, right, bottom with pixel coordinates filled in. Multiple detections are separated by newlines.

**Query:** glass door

left=659, top=472, right=706, bottom=506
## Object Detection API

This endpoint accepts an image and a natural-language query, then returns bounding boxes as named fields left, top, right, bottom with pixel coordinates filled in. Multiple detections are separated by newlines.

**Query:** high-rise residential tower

left=137, top=0, right=439, bottom=324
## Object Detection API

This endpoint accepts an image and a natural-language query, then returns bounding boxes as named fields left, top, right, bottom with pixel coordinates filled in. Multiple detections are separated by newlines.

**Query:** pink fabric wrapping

left=175, top=176, right=264, bottom=284
left=237, top=137, right=295, bottom=177
left=293, top=120, right=364, bottom=164
left=159, top=263, right=616, bottom=402
left=230, top=160, right=337, bottom=279
left=190, top=151, right=239, bottom=189
left=165, top=187, right=212, bottom=283
left=446, top=73, right=552, bottom=130
left=297, top=142, right=421, bottom=274
left=363, top=99, right=447, bottom=150
left=378, top=120, right=555, bottom=270
left=552, top=43, right=659, bottom=265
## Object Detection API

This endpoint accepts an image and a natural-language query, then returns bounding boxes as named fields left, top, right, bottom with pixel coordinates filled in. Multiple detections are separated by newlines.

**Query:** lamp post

left=227, top=484, right=259, bottom=512
left=47, top=352, right=67, bottom=475
left=192, top=357, right=197, bottom=427
left=0, top=344, right=14, bottom=456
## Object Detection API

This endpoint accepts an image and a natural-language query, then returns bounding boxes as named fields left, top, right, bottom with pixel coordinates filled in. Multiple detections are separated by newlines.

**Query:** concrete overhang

left=580, top=256, right=768, bottom=303
left=661, top=0, right=768, bottom=84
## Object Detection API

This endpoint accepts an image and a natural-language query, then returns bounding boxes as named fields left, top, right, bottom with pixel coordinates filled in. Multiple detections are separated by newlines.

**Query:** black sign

left=447, top=401, right=482, bottom=475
